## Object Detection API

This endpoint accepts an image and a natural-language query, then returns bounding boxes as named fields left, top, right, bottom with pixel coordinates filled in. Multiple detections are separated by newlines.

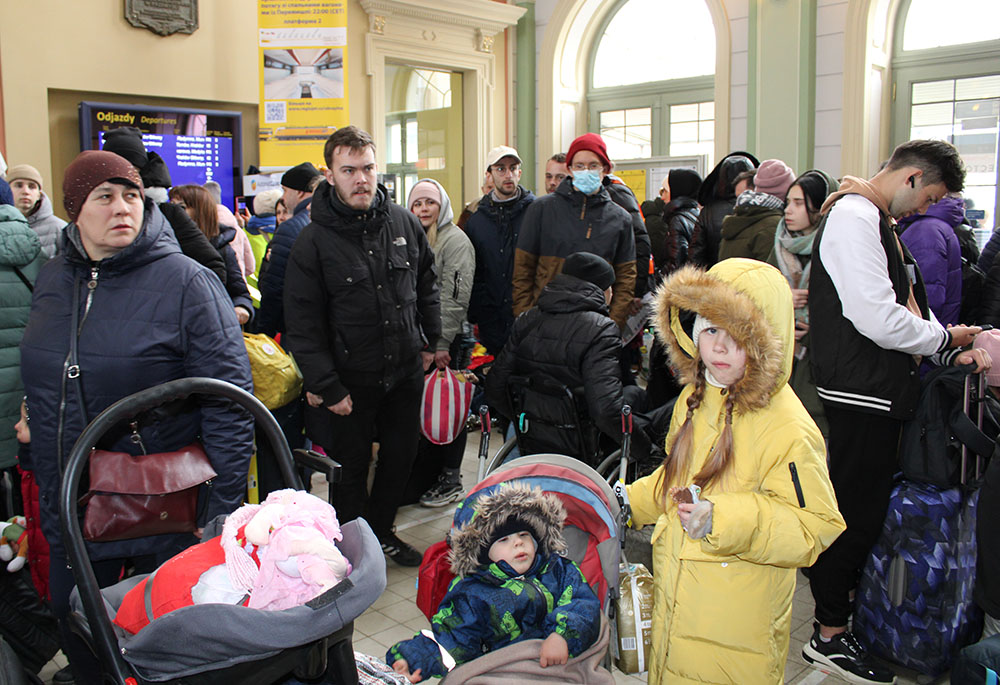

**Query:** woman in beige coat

left=408, top=179, right=476, bottom=507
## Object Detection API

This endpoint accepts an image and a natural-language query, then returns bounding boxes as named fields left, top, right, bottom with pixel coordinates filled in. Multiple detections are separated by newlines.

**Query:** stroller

left=59, top=377, right=386, bottom=685
left=417, top=451, right=625, bottom=683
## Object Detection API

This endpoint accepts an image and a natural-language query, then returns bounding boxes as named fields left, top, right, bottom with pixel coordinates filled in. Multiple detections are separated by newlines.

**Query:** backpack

left=899, top=365, right=996, bottom=488
left=243, top=333, right=303, bottom=409
left=960, top=256, right=986, bottom=325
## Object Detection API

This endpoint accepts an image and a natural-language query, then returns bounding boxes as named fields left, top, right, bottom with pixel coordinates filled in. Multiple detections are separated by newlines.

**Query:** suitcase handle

left=962, top=371, right=990, bottom=483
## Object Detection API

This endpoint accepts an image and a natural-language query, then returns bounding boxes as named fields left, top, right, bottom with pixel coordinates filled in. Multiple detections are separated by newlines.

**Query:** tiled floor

left=40, top=438, right=952, bottom=684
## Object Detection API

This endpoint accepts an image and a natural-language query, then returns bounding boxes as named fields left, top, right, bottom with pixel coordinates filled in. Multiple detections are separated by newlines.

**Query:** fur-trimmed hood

left=653, top=258, right=794, bottom=413
left=450, top=483, right=568, bottom=577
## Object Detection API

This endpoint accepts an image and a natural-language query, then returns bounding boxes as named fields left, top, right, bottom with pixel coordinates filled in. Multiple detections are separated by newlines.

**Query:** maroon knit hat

left=62, top=150, right=144, bottom=222
left=567, top=133, right=611, bottom=169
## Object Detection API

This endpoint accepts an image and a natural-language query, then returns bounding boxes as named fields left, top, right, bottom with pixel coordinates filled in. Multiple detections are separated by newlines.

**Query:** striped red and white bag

left=420, top=368, right=473, bottom=445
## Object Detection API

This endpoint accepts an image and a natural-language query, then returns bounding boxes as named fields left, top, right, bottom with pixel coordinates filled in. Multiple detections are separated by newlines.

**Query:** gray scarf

left=772, top=217, right=816, bottom=322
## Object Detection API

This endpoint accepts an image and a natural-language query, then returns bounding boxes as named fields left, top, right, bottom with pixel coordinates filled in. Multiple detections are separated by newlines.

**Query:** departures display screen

left=79, top=102, right=242, bottom=210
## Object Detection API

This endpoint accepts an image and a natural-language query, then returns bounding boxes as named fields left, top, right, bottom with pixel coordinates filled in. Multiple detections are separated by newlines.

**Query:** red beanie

left=567, top=133, right=611, bottom=169
left=63, top=150, right=144, bottom=222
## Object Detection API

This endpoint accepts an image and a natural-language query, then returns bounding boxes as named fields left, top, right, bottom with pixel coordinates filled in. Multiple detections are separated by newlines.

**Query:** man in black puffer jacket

left=486, top=252, right=640, bottom=458
left=283, top=127, right=440, bottom=567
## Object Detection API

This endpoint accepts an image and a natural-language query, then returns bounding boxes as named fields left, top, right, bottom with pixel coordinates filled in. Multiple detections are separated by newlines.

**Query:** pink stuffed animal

left=223, top=489, right=352, bottom=611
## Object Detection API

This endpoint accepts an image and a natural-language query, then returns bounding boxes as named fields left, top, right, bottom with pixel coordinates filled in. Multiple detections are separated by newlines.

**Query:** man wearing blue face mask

left=512, top=133, right=637, bottom=328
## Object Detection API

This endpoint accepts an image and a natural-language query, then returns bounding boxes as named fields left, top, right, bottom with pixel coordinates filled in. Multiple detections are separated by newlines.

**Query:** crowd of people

left=0, top=126, right=997, bottom=685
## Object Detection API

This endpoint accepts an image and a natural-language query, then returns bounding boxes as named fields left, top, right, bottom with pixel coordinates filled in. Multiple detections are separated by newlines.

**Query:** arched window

left=587, top=0, right=715, bottom=163
left=900, top=0, right=1000, bottom=51
left=891, top=0, right=1000, bottom=236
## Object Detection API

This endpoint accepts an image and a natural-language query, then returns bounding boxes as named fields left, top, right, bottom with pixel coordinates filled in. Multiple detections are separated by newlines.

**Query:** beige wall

left=0, top=0, right=413, bottom=213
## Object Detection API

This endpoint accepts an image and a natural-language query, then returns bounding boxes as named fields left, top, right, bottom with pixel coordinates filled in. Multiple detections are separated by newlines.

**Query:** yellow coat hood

left=654, top=258, right=794, bottom=412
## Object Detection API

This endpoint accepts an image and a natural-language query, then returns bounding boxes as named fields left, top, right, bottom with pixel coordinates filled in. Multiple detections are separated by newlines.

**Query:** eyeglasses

left=570, top=162, right=603, bottom=172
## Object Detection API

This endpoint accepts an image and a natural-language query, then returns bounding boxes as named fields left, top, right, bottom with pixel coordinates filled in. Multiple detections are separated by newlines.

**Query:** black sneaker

left=801, top=623, right=896, bottom=684
left=379, top=531, right=423, bottom=567
left=53, top=665, right=74, bottom=684
left=419, top=476, right=463, bottom=508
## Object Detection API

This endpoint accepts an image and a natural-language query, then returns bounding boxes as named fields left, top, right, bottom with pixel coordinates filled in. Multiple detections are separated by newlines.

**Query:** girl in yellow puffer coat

left=627, top=258, right=846, bottom=684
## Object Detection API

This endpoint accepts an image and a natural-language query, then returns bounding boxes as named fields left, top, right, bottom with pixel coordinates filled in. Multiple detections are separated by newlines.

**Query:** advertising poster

left=258, top=0, right=349, bottom=168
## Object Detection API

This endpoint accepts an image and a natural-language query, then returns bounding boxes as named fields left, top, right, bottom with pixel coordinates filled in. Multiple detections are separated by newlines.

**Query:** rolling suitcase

left=853, top=372, right=989, bottom=676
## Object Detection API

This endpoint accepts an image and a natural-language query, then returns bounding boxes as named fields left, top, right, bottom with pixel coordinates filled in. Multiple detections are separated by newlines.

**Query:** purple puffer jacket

left=899, top=195, right=964, bottom=326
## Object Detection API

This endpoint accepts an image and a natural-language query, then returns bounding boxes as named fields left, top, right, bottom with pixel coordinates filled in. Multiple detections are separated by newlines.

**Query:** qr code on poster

left=264, top=101, right=286, bottom=124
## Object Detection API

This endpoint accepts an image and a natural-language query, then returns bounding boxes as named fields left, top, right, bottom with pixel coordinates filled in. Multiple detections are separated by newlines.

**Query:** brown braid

left=656, top=367, right=707, bottom=508
left=693, top=392, right=735, bottom=489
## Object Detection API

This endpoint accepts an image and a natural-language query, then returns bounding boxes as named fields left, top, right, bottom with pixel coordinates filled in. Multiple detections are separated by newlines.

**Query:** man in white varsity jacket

left=802, top=139, right=990, bottom=685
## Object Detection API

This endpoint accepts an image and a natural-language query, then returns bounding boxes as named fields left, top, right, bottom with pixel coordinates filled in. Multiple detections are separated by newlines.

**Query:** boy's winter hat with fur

left=479, top=515, right=537, bottom=567
left=450, top=483, right=568, bottom=576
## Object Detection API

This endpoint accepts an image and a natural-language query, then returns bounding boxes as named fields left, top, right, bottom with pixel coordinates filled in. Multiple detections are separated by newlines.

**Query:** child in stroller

left=389, top=483, right=601, bottom=682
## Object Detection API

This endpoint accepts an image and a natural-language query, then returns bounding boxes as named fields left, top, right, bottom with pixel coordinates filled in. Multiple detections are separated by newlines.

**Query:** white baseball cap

left=485, top=145, right=521, bottom=171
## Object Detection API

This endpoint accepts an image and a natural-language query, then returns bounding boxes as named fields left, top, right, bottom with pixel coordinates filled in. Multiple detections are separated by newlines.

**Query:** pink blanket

left=441, top=614, right=615, bottom=684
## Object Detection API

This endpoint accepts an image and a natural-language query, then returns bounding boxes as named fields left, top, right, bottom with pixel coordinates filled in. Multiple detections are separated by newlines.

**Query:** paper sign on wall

left=258, top=0, right=350, bottom=168
left=616, top=169, right=647, bottom=205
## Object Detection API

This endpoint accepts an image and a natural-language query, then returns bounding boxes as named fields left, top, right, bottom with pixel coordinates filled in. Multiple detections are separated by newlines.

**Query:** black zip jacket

left=486, top=274, right=624, bottom=452
left=465, top=187, right=535, bottom=354
left=283, top=181, right=440, bottom=405
left=656, top=196, right=700, bottom=278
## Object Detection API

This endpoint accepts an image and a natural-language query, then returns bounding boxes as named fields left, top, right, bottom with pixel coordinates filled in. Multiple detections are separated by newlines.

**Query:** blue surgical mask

left=572, top=170, right=602, bottom=195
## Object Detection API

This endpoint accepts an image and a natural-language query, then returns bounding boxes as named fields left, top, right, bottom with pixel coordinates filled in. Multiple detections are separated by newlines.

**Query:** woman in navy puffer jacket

left=19, top=151, right=253, bottom=682
left=899, top=194, right=964, bottom=326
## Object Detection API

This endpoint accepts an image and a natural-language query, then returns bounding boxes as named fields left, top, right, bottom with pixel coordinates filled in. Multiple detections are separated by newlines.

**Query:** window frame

left=586, top=0, right=714, bottom=161
left=588, top=79, right=714, bottom=160
left=890, top=0, right=1000, bottom=230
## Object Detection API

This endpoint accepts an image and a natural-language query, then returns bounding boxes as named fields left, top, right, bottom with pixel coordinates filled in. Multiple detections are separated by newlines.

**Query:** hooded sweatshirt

left=0, top=206, right=46, bottom=465
left=410, top=179, right=475, bottom=351
left=26, top=192, right=66, bottom=259
left=387, top=484, right=600, bottom=679
left=627, top=259, right=845, bottom=684
left=898, top=195, right=964, bottom=326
